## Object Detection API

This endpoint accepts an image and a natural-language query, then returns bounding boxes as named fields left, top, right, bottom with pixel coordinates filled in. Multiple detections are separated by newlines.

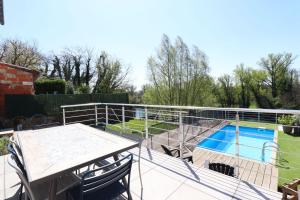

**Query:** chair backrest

left=7, top=143, right=27, bottom=178
left=9, top=136, right=23, bottom=157
left=7, top=154, right=36, bottom=200
left=161, top=145, right=173, bottom=156
left=209, top=162, right=234, bottom=177
left=80, top=154, right=133, bottom=200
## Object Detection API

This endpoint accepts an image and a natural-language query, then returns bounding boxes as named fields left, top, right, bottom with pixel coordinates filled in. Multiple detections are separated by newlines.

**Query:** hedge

left=34, top=79, right=66, bottom=94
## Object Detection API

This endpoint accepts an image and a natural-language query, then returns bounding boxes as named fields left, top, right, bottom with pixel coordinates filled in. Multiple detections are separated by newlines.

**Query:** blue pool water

left=197, top=125, right=275, bottom=162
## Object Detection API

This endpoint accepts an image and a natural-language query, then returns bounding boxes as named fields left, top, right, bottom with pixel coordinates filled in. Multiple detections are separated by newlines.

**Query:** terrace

left=1, top=103, right=300, bottom=200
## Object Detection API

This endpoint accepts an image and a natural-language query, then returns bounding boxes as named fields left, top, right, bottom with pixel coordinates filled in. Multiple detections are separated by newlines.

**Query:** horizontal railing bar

left=65, top=113, right=96, bottom=119
left=61, top=102, right=300, bottom=115
left=65, top=108, right=95, bottom=113
left=106, top=118, right=122, bottom=123
left=65, top=119, right=95, bottom=124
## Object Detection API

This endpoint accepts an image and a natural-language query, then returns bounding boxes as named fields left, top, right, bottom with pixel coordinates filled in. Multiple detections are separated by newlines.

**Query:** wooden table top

left=15, top=123, right=139, bottom=183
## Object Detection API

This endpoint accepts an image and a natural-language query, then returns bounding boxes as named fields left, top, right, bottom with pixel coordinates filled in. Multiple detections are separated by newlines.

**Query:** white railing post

left=105, top=105, right=108, bottom=125
left=179, top=111, right=184, bottom=159
left=145, top=107, right=149, bottom=148
left=235, top=113, right=240, bottom=177
left=122, top=106, right=125, bottom=133
left=63, top=108, right=66, bottom=125
left=95, top=105, right=98, bottom=126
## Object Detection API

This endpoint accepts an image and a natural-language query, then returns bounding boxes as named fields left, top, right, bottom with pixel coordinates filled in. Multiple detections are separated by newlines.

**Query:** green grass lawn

left=277, top=131, right=300, bottom=186
left=229, top=120, right=277, bottom=130
left=229, top=120, right=300, bottom=186
left=106, top=119, right=178, bottom=136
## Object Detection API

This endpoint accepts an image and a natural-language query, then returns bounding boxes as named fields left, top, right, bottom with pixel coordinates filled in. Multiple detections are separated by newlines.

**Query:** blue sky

left=1, top=0, right=300, bottom=89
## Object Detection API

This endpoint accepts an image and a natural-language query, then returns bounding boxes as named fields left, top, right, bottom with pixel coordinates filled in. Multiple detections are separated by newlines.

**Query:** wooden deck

left=193, top=148, right=278, bottom=191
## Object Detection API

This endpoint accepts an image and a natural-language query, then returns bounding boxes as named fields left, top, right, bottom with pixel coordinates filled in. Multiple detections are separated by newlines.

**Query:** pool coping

left=196, top=146, right=273, bottom=166
left=271, top=127, right=279, bottom=165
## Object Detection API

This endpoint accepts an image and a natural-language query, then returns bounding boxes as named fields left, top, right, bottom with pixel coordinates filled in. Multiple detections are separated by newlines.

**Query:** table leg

left=113, top=154, right=132, bottom=200
left=49, top=178, right=58, bottom=200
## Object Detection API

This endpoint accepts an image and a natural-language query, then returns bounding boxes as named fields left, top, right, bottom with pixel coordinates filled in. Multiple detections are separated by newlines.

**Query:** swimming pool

left=197, top=125, right=275, bottom=162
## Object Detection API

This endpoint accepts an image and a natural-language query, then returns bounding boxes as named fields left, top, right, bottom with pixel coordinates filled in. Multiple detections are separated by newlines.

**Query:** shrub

left=0, top=137, right=9, bottom=155
left=35, top=79, right=66, bottom=94
left=278, top=115, right=294, bottom=125
left=293, top=114, right=300, bottom=126
left=75, top=85, right=90, bottom=94
left=65, top=81, right=75, bottom=94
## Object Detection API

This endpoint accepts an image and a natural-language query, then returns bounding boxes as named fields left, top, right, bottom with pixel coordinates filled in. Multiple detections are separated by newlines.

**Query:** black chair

left=9, top=136, right=23, bottom=157
left=208, top=162, right=235, bottom=177
left=68, top=154, right=134, bottom=200
left=7, top=142, right=80, bottom=200
left=7, top=153, right=37, bottom=200
left=161, top=145, right=193, bottom=163
left=7, top=143, right=27, bottom=200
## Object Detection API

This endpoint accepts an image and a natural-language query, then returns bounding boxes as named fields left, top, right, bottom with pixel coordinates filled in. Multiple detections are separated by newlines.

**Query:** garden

left=106, top=119, right=178, bottom=136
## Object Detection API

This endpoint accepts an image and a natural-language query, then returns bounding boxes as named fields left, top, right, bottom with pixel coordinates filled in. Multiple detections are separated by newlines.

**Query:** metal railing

left=61, top=103, right=300, bottom=188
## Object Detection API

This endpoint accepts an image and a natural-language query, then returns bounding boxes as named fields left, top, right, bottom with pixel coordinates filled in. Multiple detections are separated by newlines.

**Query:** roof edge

left=0, top=62, right=40, bottom=75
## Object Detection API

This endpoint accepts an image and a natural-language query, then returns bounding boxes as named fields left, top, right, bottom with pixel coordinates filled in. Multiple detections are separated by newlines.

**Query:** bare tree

left=46, top=48, right=95, bottom=88
left=0, top=39, right=44, bottom=69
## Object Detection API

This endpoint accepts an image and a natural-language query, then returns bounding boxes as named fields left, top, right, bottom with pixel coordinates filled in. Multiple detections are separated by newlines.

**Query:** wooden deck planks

left=254, top=164, right=266, bottom=186
left=241, top=160, right=254, bottom=181
left=193, top=148, right=279, bottom=191
left=270, top=164, right=279, bottom=190
left=237, top=159, right=247, bottom=179
left=262, top=164, right=272, bottom=189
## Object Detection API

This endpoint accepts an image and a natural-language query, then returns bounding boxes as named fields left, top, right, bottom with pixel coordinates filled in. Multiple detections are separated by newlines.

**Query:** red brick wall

left=0, top=63, right=38, bottom=117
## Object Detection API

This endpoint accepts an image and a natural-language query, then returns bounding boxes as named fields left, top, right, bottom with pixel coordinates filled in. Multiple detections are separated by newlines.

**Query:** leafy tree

left=93, top=51, right=129, bottom=93
left=247, top=69, right=274, bottom=108
left=120, top=84, right=143, bottom=104
left=234, top=64, right=251, bottom=108
left=145, top=34, right=215, bottom=106
left=259, top=53, right=295, bottom=98
left=215, top=75, right=236, bottom=107
left=279, top=69, right=300, bottom=108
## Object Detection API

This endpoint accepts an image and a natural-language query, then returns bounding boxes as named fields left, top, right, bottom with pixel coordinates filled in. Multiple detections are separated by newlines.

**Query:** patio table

left=15, top=123, right=142, bottom=200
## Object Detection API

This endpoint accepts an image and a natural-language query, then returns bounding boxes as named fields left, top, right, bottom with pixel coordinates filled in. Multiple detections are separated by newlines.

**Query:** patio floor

left=1, top=147, right=282, bottom=200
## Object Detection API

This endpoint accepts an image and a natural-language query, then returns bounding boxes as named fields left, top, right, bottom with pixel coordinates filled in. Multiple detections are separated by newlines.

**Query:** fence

left=5, top=93, right=128, bottom=118
left=61, top=103, right=300, bottom=189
